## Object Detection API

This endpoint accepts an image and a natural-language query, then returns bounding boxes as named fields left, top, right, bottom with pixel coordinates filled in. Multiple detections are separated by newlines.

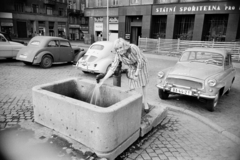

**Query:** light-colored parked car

left=16, top=36, right=84, bottom=68
left=76, top=41, right=116, bottom=74
left=0, top=33, right=25, bottom=59
left=157, top=47, right=236, bottom=111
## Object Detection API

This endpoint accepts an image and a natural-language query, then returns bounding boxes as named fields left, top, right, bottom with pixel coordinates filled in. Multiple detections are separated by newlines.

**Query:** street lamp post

left=107, top=0, right=109, bottom=41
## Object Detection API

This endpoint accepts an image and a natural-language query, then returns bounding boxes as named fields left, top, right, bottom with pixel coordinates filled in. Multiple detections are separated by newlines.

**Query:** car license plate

left=19, top=55, right=27, bottom=59
left=171, top=88, right=192, bottom=96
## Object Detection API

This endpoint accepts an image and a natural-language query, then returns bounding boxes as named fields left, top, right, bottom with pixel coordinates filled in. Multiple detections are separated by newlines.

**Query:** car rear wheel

left=158, top=89, right=169, bottom=100
left=40, top=55, right=52, bottom=68
left=207, top=92, right=219, bottom=112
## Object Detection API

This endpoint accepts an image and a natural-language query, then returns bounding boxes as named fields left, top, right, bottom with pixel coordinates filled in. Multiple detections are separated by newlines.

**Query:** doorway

left=17, top=21, right=27, bottom=38
left=131, top=27, right=141, bottom=45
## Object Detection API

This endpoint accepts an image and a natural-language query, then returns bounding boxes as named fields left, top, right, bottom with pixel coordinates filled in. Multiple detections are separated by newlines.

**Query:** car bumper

left=156, top=84, right=217, bottom=99
left=77, top=64, right=102, bottom=74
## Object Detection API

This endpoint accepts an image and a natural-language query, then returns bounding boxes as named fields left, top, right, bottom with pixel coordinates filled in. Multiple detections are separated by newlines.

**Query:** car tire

left=82, top=71, right=89, bottom=74
left=207, top=92, right=219, bottom=112
left=23, top=62, right=31, bottom=66
left=40, top=55, right=52, bottom=68
left=226, top=79, right=234, bottom=95
left=158, top=89, right=169, bottom=100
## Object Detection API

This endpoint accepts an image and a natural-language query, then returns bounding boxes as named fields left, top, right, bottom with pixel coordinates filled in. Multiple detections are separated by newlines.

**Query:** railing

left=138, top=37, right=240, bottom=61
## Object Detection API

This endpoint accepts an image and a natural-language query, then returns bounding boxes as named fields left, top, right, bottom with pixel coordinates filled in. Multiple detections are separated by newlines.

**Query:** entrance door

left=17, top=21, right=27, bottom=38
left=131, top=27, right=141, bottom=45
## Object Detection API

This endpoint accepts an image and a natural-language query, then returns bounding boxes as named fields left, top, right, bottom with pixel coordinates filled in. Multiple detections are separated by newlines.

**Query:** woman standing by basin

left=98, top=38, right=150, bottom=112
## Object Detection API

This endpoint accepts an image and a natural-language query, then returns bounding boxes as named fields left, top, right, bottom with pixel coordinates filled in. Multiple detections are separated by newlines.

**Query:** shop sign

left=80, top=25, right=89, bottom=31
left=94, top=23, right=103, bottom=31
left=109, top=17, right=118, bottom=23
left=1, top=22, right=13, bottom=26
left=125, top=34, right=130, bottom=40
left=153, top=2, right=240, bottom=15
left=0, top=12, right=12, bottom=19
left=94, top=17, right=103, bottom=22
left=69, top=24, right=80, bottom=28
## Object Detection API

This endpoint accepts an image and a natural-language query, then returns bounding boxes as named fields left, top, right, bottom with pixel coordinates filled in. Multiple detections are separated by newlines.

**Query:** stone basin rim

left=32, top=77, right=142, bottom=112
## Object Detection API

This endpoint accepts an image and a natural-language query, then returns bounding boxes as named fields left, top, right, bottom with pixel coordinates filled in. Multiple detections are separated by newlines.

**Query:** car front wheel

left=158, top=89, right=169, bottom=100
left=207, top=92, right=219, bottom=112
left=40, top=55, right=52, bottom=68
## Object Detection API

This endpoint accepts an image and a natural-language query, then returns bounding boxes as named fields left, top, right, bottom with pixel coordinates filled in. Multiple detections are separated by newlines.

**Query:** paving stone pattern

left=0, top=62, right=239, bottom=160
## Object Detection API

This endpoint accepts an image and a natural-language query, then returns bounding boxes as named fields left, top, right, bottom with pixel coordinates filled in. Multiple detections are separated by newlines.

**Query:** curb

left=164, top=103, right=240, bottom=144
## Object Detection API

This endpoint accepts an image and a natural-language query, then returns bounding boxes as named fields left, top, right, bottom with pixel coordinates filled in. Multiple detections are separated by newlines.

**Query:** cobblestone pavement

left=0, top=60, right=239, bottom=160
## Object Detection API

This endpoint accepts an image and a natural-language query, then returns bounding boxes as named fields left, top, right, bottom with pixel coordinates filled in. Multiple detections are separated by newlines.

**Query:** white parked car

left=76, top=41, right=116, bottom=74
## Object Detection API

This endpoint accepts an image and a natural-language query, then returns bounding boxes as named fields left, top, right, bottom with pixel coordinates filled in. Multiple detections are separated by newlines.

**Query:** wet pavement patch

left=0, top=124, right=100, bottom=160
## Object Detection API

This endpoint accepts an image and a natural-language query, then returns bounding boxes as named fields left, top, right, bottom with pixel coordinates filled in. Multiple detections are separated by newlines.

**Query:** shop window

left=46, top=6, right=53, bottom=15
left=173, top=15, right=195, bottom=40
left=151, top=16, right=167, bottom=39
left=14, top=3, right=24, bottom=12
left=202, top=14, right=228, bottom=42
left=32, top=4, right=39, bottom=13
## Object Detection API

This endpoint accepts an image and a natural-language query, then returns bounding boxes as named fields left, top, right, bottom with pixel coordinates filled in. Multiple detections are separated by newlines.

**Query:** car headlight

left=158, top=71, right=165, bottom=78
left=207, top=79, right=217, bottom=87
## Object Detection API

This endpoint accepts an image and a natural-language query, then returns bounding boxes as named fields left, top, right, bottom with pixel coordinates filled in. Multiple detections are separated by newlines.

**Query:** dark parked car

left=16, top=36, right=85, bottom=68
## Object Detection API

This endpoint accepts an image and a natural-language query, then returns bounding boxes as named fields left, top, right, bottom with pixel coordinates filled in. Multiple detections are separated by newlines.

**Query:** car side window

left=48, top=40, right=58, bottom=47
left=60, top=40, right=70, bottom=47
left=0, top=35, right=7, bottom=42
left=224, top=54, right=231, bottom=69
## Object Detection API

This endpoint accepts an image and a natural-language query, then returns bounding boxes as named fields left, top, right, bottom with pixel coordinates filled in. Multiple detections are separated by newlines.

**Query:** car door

left=47, top=40, right=60, bottom=62
left=222, top=54, right=235, bottom=93
left=0, top=34, right=12, bottom=58
left=59, top=40, right=73, bottom=62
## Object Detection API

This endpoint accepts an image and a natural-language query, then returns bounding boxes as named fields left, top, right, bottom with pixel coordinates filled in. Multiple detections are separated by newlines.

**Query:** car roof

left=185, top=47, right=229, bottom=57
left=92, top=41, right=113, bottom=45
left=30, top=36, right=65, bottom=41
left=28, top=36, right=68, bottom=46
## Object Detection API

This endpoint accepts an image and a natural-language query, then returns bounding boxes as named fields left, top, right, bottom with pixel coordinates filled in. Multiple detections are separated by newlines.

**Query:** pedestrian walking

left=98, top=38, right=150, bottom=112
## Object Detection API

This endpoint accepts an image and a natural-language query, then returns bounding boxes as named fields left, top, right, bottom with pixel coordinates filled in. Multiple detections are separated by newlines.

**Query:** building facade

left=84, top=0, right=240, bottom=44
left=0, top=0, right=69, bottom=38
left=67, top=0, right=88, bottom=40
left=0, top=0, right=87, bottom=40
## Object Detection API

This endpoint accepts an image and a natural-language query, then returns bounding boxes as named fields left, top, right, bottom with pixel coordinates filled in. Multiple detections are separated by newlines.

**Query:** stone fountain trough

left=32, top=77, right=142, bottom=159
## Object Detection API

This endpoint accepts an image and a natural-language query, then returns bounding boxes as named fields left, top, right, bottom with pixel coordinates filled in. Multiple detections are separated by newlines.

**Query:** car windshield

left=179, top=51, right=223, bottom=66
left=90, top=44, right=104, bottom=50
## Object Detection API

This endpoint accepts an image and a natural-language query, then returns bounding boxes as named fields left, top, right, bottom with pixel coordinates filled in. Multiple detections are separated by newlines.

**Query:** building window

left=173, top=15, right=195, bottom=40
left=112, top=0, right=118, bottom=6
left=14, top=3, right=24, bottom=12
left=46, top=6, right=53, bottom=15
left=202, top=14, right=228, bottom=42
left=59, top=8, right=64, bottom=16
left=130, top=0, right=141, bottom=5
left=151, top=16, right=167, bottom=39
left=96, top=0, right=103, bottom=7
left=32, top=4, right=39, bottom=13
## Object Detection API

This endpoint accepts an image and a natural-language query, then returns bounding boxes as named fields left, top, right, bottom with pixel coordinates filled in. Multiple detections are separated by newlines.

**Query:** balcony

left=67, top=9, right=84, bottom=16
left=44, top=0, right=56, bottom=5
